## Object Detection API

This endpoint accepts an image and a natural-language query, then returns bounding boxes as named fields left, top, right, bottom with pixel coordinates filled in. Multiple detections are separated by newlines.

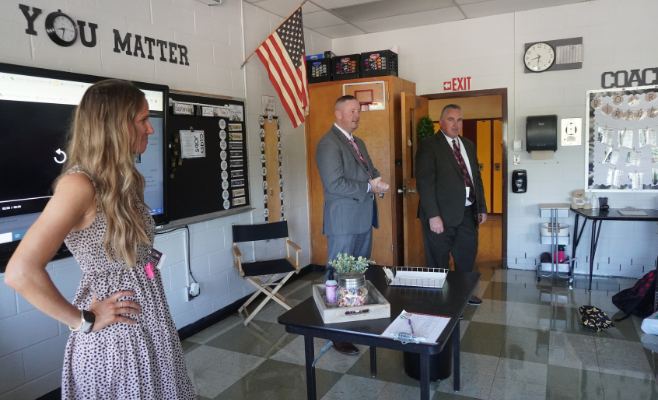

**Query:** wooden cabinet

left=305, top=76, right=416, bottom=267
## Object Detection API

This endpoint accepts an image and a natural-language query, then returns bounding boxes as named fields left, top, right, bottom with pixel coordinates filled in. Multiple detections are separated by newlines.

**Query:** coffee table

left=278, top=266, right=481, bottom=400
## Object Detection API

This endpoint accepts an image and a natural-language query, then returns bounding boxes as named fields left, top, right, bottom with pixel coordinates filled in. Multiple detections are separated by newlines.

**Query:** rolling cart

left=538, top=204, right=575, bottom=288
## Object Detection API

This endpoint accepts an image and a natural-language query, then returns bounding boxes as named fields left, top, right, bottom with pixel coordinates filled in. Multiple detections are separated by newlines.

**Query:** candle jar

left=337, top=272, right=368, bottom=307
left=325, top=280, right=338, bottom=304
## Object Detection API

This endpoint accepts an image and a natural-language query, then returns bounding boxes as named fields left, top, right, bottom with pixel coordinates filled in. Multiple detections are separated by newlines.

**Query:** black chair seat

left=242, top=258, right=296, bottom=277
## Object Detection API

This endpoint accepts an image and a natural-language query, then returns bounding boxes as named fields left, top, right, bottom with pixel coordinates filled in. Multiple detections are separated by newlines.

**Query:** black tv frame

left=0, top=62, right=169, bottom=272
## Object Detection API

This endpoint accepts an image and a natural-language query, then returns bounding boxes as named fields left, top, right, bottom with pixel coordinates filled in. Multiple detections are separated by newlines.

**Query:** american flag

left=255, top=8, right=308, bottom=128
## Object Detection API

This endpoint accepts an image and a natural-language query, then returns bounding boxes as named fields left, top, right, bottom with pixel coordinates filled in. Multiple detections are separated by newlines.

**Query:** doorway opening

left=423, top=89, right=508, bottom=270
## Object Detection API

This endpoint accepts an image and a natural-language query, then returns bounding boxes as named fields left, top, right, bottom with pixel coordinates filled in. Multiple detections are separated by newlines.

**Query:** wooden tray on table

left=312, top=281, right=390, bottom=324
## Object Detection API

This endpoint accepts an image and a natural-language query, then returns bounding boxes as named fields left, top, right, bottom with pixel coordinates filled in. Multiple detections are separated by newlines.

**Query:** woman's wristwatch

left=69, top=310, right=96, bottom=333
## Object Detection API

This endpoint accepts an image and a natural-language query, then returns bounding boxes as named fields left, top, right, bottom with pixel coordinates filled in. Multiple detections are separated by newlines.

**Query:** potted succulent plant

left=328, top=253, right=375, bottom=307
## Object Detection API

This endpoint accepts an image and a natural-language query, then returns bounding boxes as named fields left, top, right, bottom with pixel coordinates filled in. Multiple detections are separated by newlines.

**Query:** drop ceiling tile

left=313, top=23, right=366, bottom=38
left=255, top=0, right=321, bottom=17
left=353, top=6, right=464, bottom=33
left=303, top=10, right=348, bottom=28
left=460, top=0, right=584, bottom=19
left=310, top=0, right=379, bottom=9
left=332, top=0, right=455, bottom=22
left=455, top=0, right=491, bottom=4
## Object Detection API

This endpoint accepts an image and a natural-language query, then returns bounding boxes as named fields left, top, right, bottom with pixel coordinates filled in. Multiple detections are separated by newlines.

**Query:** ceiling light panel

left=332, top=0, right=455, bottom=22
left=310, top=0, right=380, bottom=8
left=303, top=10, right=348, bottom=29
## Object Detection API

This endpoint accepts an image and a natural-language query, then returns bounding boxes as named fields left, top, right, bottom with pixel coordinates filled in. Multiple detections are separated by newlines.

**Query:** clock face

left=524, top=43, right=555, bottom=72
left=45, top=11, right=78, bottom=46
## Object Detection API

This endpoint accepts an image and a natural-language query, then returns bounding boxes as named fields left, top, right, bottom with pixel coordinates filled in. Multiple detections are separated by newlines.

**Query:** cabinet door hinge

left=387, top=92, right=390, bottom=102
left=391, top=244, right=394, bottom=253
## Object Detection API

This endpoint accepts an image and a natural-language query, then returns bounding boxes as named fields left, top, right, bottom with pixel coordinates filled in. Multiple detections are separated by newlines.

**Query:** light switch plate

left=513, top=139, right=522, bottom=151
left=513, top=154, right=521, bottom=165
left=561, top=118, right=582, bottom=146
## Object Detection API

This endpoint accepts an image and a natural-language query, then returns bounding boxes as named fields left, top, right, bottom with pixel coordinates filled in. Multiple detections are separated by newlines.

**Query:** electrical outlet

left=513, top=139, right=522, bottom=151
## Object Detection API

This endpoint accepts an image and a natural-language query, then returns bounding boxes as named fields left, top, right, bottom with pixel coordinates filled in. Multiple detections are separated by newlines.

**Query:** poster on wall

left=586, top=85, right=658, bottom=191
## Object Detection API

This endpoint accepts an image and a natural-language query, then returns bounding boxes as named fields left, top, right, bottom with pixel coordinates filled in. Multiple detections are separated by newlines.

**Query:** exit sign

left=443, top=77, right=471, bottom=91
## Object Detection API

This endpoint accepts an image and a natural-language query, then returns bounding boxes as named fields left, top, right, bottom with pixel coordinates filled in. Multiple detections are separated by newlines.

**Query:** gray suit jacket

left=416, top=131, right=487, bottom=228
left=316, top=125, right=380, bottom=236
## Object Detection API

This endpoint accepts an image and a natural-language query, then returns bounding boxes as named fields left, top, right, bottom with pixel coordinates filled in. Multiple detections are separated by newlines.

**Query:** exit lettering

left=443, top=77, right=472, bottom=92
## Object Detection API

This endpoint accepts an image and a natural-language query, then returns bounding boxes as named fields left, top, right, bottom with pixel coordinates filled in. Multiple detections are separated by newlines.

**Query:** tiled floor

left=181, top=267, right=658, bottom=399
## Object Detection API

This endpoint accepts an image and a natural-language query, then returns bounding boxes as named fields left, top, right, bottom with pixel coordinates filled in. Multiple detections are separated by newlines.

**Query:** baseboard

left=37, top=264, right=315, bottom=400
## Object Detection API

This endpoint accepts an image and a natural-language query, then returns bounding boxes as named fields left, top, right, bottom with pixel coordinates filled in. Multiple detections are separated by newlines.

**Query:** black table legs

left=588, top=220, right=603, bottom=291
left=454, top=319, right=460, bottom=392
left=420, top=353, right=430, bottom=400
left=370, top=346, right=377, bottom=378
left=304, top=335, right=316, bottom=400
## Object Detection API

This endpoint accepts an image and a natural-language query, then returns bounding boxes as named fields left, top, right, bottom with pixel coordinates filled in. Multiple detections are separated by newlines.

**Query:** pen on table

left=408, top=317, right=415, bottom=335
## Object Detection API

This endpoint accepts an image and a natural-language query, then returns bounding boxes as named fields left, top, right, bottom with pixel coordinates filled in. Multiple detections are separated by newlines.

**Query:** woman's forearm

left=5, top=263, right=82, bottom=329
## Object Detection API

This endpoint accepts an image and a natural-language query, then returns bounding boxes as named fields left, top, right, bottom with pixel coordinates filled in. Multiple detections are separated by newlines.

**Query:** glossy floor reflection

left=182, top=268, right=658, bottom=399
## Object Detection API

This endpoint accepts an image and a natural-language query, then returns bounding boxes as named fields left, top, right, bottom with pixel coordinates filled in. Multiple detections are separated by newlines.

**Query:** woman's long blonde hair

left=55, top=79, right=151, bottom=268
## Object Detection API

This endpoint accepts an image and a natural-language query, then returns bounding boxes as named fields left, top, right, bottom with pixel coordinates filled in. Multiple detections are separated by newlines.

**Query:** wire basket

left=383, top=267, right=448, bottom=288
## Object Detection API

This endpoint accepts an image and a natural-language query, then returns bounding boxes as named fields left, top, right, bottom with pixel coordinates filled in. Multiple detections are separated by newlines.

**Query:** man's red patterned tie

left=348, top=137, right=371, bottom=177
left=452, top=139, right=476, bottom=203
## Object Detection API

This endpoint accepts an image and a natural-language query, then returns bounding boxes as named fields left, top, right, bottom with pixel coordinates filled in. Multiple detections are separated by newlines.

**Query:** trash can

left=402, top=331, right=454, bottom=381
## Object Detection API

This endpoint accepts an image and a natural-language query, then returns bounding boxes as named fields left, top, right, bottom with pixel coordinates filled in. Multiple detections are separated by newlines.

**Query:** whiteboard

left=586, top=85, right=658, bottom=192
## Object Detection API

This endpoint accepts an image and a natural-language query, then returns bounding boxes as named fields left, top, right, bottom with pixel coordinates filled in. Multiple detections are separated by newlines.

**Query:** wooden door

left=493, top=120, right=503, bottom=214
left=476, top=120, right=492, bottom=213
left=306, top=78, right=394, bottom=267
left=400, top=93, right=427, bottom=267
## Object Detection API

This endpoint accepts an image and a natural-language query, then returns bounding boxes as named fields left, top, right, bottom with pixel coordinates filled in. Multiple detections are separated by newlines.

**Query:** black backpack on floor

left=612, top=269, right=656, bottom=321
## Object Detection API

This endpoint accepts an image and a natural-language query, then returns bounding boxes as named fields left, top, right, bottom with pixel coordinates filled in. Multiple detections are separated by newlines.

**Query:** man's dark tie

left=452, top=139, right=476, bottom=204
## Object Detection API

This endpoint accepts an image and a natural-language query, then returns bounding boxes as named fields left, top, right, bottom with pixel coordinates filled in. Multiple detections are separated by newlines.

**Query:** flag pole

left=240, top=0, right=308, bottom=69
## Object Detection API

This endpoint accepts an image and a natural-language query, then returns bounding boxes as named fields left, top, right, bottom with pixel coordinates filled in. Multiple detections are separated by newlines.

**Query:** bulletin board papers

left=586, top=85, right=658, bottom=191
left=380, top=310, right=449, bottom=345
left=180, top=130, right=206, bottom=159
left=229, top=104, right=243, bottom=121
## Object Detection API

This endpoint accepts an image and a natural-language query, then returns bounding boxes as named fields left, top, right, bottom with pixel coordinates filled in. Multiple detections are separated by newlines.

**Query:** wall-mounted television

left=0, top=63, right=169, bottom=272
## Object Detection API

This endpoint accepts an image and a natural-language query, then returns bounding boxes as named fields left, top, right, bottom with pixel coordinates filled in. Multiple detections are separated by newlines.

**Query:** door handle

left=397, top=187, right=416, bottom=196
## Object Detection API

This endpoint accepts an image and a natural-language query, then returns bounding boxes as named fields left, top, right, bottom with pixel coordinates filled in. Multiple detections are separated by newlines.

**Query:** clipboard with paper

left=380, top=310, right=449, bottom=345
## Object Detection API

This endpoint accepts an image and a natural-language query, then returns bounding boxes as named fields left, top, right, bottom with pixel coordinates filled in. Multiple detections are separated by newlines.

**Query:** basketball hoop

left=354, top=89, right=373, bottom=111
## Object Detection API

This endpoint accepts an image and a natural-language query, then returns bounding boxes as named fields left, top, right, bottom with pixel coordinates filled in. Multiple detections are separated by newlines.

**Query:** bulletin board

left=166, top=91, right=250, bottom=224
left=586, top=85, right=658, bottom=191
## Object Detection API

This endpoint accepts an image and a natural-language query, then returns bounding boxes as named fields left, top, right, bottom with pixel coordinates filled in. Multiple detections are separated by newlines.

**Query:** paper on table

left=617, top=210, right=647, bottom=216
left=380, top=310, right=450, bottom=345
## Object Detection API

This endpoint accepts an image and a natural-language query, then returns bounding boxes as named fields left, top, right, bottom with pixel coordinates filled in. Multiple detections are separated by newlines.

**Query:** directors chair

left=232, top=220, right=302, bottom=326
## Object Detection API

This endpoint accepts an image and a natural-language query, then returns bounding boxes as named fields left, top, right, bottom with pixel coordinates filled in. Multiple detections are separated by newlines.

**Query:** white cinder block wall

left=333, top=0, right=658, bottom=278
left=0, top=1, right=327, bottom=398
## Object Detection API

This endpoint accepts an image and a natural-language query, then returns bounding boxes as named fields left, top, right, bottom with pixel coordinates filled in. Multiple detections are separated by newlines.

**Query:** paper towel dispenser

left=526, top=115, right=557, bottom=152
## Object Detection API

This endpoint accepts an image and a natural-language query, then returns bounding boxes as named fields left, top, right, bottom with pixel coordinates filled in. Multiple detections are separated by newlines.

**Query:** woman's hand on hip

left=88, top=290, right=140, bottom=332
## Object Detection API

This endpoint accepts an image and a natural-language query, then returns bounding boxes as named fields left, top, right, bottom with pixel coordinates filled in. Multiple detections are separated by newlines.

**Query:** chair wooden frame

left=232, top=221, right=302, bottom=326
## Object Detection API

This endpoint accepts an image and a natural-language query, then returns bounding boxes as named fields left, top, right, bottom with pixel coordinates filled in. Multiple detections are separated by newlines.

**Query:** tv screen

left=0, top=63, right=168, bottom=272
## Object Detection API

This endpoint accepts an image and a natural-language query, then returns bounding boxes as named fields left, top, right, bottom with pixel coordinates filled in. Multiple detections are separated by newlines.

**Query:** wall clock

left=524, top=42, right=555, bottom=72
left=45, top=10, right=78, bottom=47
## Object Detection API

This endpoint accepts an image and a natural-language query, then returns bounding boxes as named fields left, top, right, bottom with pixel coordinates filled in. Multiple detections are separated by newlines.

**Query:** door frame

left=422, top=88, right=508, bottom=268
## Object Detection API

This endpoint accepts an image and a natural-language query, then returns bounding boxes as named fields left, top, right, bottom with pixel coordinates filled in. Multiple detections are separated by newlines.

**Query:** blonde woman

left=5, top=79, right=195, bottom=399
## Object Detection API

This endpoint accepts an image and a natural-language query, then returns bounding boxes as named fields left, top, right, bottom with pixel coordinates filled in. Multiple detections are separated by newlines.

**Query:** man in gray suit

left=416, top=104, right=487, bottom=305
left=316, top=95, right=389, bottom=355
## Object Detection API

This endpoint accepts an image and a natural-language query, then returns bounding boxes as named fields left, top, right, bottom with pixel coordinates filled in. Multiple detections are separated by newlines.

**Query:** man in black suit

left=416, top=104, right=487, bottom=305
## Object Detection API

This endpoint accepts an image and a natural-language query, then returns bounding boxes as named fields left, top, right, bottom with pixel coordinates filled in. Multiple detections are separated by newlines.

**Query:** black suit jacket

left=415, top=131, right=487, bottom=228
